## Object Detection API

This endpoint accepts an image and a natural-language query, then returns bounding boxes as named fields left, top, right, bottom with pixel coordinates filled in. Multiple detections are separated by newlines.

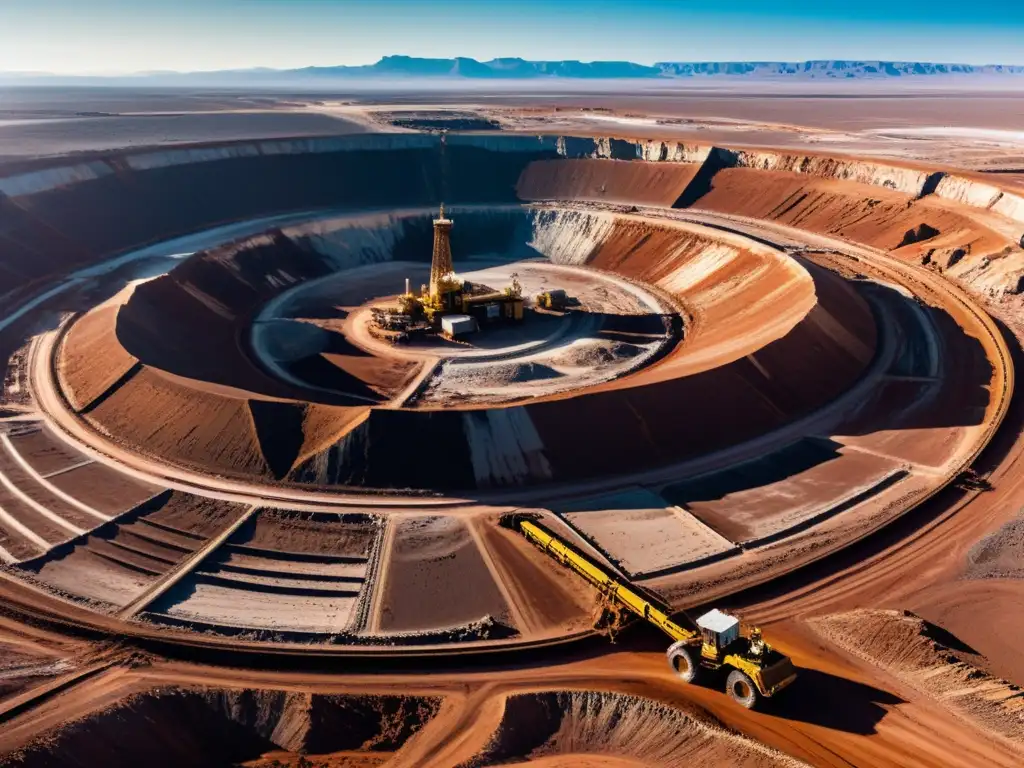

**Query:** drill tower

left=429, top=204, right=455, bottom=298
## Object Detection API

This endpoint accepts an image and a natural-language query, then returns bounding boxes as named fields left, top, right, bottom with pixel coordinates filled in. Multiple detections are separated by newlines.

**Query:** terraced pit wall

left=6, top=133, right=1020, bottom=493
left=3, top=133, right=1023, bottom=302
left=60, top=205, right=876, bottom=492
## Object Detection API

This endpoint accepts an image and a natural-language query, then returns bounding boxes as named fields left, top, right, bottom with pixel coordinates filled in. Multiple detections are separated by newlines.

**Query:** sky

left=1, top=0, right=1023, bottom=74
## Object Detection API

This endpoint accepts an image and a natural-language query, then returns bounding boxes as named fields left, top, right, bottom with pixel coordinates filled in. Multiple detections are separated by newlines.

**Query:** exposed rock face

left=464, top=690, right=806, bottom=767
left=730, top=150, right=931, bottom=195
left=810, top=610, right=1024, bottom=745
left=2, top=689, right=443, bottom=768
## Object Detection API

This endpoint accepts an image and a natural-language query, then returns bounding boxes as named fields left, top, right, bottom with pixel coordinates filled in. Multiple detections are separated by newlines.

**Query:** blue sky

left=2, top=0, right=1023, bottom=74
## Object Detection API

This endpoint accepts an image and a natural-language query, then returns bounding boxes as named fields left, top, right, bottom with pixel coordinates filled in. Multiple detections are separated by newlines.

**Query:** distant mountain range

left=4, top=56, right=1024, bottom=84
left=657, top=60, right=1024, bottom=78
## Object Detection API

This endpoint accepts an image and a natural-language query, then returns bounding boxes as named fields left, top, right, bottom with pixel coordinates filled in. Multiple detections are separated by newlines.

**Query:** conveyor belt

left=519, top=520, right=696, bottom=643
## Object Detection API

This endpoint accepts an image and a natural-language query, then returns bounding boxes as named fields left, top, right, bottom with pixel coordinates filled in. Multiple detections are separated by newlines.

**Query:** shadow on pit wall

left=684, top=317, right=1024, bottom=637
left=110, top=209, right=545, bottom=403
left=604, top=623, right=904, bottom=736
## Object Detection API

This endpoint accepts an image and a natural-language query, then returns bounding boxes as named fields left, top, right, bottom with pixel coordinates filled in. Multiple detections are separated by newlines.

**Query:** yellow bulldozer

left=517, top=518, right=797, bottom=709
left=534, top=289, right=569, bottom=311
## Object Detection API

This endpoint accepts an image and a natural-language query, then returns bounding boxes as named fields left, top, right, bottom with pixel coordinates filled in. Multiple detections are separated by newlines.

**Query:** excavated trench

left=49, top=198, right=877, bottom=494
left=1, top=129, right=1023, bottom=768
left=3, top=688, right=442, bottom=768
left=1, top=132, right=1013, bottom=497
left=0, top=131, right=1015, bottom=651
left=1, top=684, right=801, bottom=768
left=464, top=690, right=799, bottom=767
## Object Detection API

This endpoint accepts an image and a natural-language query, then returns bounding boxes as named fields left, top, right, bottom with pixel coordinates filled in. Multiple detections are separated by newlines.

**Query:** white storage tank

left=441, top=314, right=478, bottom=338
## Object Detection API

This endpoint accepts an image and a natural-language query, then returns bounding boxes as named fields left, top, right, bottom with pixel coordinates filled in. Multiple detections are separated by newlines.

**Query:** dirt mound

left=451, top=361, right=565, bottom=388
left=2, top=688, right=442, bottom=768
left=114, top=233, right=315, bottom=396
left=463, top=691, right=803, bottom=767
left=548, top=340, right=642, bottom=368
left=83, top=367, right=274, bottom=480
left=966, top=514, right=1024, bottom=580
left=248, top=401, right=369, bottom=481
left=810, top=610, right=1024, bottom=746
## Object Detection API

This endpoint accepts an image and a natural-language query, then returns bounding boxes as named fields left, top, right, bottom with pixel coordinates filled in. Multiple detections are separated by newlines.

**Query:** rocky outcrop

left=527, top=208, right=616, bottom=265
left=993, top=191, right=1024, bottom=228
left=730, top=150, right=930, bottom=195
left=934, top=175, right=1005, bottom=209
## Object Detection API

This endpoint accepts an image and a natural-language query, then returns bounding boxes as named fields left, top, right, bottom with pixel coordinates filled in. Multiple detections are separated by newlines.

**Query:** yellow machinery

left=378, top=208, right=524, bottom=336
left=518, top=519, right=797, bottom=709
left=535, top=289, right=569, bottom=311
left=461, top=291, right=524, bottom=321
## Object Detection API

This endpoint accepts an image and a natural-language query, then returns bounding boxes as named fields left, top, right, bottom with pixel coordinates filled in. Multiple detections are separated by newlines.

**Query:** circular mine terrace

left=0, top=133, right=1014, bottom=656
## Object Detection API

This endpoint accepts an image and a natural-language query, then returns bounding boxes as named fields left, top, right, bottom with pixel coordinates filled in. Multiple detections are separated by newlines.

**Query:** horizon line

left=4, top=55, right=1024, bottom=79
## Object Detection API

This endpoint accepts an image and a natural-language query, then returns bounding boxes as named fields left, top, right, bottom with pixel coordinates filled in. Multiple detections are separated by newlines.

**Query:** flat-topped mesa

left=429, top=203, right=456, bottom=297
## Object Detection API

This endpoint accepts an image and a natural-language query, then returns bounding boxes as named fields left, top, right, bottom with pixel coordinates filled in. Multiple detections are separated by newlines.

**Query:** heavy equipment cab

left=516, top=518, right=797, bottom=709
left=698, top=608, right=740, bottom=658
left=669, top=609, right=796, bottom=708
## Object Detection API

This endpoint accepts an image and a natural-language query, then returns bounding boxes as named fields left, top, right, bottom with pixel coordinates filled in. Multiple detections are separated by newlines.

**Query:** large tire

left=666, top=641, right=701, bottom=683
left=726, top=669, right=761, bottom=709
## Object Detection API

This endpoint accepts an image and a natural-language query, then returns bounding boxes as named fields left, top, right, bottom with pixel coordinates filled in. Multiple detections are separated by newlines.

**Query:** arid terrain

left=0, top=84, right=1023, bottom=766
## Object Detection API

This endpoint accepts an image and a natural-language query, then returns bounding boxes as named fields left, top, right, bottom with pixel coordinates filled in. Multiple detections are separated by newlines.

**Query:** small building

left=441, top=314, right=478, bottom=339
left=462, top=292, right=524, bottom=323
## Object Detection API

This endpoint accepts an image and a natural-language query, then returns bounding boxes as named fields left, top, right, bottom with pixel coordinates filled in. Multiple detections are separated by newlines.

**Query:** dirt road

left=1, top=630, right=1021, bottom=767
left=4, top=206, right=1021, bottom=766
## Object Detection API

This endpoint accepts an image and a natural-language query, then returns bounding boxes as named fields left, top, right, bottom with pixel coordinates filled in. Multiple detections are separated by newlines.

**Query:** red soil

left=21, top=492, right=247, bottom=608
left=288, top=403, right=371, bottom=475
left=141, top=492, right=247, bottom=538
left=378, top=517, right=511, bottom=633
left=683, top=447, right=902, bottom=543
left=242, top=510, right=377, bottom=557
left=83, top=367, right=274, bottom=480
left=0, top=449, right=97, bottom=531
left=472, top=520, right=593, bottom=636
left=908, top=579, right=1024, bottom=685
left=320, top=353, right=420, bottom=400
left=836, top=301, right=992, bottom=469
left=59, top=261, right=371, bottom=485
left=58, top=304, right=138, bottom=412
left=527, top=232, right=877, bottom=481
left=518, top=158, right=700, bottom=206
left=0, top=518, right=39, bottom=561
left=6, top=426, right=87, bottom=477
left=694, top=169, right=1007, bottom=262
left=0, top=488, right=67, bottom=547
left=47, top=463, right=161, bottom=516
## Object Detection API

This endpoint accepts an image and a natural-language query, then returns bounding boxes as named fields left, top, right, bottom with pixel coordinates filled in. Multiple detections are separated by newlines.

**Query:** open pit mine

left=0, top=130, right=1023, bottom=766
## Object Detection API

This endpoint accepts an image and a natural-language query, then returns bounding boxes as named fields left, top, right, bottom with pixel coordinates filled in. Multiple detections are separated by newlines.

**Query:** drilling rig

left=372, top=205, right=524, bottom=342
